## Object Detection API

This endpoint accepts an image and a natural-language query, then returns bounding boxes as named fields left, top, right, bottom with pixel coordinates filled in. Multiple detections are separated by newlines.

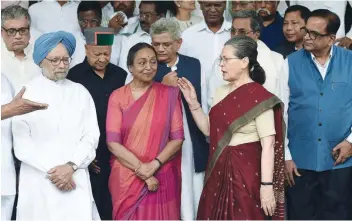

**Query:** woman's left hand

left=135, top=160, right=160, bottom=180
left=260, top=185, right=276, bottom=216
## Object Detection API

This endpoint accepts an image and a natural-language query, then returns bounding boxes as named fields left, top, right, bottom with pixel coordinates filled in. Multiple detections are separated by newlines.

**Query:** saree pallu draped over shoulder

left=197, top=82, right=285, bottom=220
left=106, top=82, right=184, bottom=220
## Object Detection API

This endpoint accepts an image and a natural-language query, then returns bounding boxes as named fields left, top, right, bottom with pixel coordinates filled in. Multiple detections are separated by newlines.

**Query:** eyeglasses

left=231, top=28, right=254, bottom=36
left=45, top=57, right=72, bottom=66
left=1, top=27, right=29, bottom=36
left=300, top=27, right=331, bottom=40
left=138, top=12, right=157, bottom=20
left=152, top=42, right=174, bottom=49
left=218, top=56, right=241, bottom=64
left=78, top=19, right=101, bottom=26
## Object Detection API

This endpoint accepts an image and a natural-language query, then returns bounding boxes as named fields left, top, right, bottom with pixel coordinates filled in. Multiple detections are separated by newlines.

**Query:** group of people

left=1, top=0, right=352, bottom=220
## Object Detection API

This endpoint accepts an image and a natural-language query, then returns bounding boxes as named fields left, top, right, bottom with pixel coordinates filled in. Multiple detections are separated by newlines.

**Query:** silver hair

left=150, top=18, right=181, bottom=40
left=232, top=10, right=263, bottom=33
left=1, top=5, right=31, bottom=27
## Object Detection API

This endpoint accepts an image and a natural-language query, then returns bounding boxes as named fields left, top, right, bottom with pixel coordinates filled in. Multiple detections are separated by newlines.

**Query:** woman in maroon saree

left=178, top=36, right=285, bottom=220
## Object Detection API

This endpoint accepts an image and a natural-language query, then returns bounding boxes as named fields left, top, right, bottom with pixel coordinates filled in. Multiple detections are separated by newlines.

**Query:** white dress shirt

left=290, top=0, right=352, bottom=38
left=12, top=74, right=100, bottom=220
left=101, top=2, right=114, bottom=27
left=277, top=47, right=352, bottom=161
left=118, top=31, right=151, bottom=84
left=207, top=40, right=283, bottom=110
left=70, top=32, right=123, bottom=68
left=1, top=74, right=16, bottom=196
left=179, top=19, right=232, bottom=113
left=1, top=39, right=41, bottom=91
left=29, top=0, right=81, bottom=43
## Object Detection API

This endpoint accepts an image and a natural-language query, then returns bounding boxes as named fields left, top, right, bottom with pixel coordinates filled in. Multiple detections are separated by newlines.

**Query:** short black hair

left=139, top=1, right=167, bottom=16
left=77, top=1, right=102, bottom=19
left=284, top=5, right=311, bottom=23
left=309, top=9, right=340, bottom=35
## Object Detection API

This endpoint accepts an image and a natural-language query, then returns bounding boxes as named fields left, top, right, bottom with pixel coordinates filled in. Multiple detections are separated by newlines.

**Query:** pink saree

left=106, top=82, right=184, bottom=220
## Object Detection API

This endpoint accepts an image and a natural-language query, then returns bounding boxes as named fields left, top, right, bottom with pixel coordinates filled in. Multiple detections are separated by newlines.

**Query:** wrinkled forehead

left=2, top=17, right=29, bottom=29
left=306, top=16, right=328, bottom=33
left=46, top=43, right=69, bottom=58
left=87, top=45, right=112, bottom=53
left=232, top=17, right=252, bottom=30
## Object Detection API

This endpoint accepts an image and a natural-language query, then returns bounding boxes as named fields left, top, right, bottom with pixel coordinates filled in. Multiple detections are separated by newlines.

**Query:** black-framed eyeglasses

left=78, top=18, right=101, bottom=26
left=1, top=27, right=29, bottom=36
left=231, top=28, right=254, bottom=36
left=300, top=27, right=331, bottom=40
left=45, top=57, right=72, bottom=66
left=138, top=12, right=157, bottom=20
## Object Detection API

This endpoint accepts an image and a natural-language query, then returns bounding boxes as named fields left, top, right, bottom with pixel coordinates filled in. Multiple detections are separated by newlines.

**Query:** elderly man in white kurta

left=1, top=5, right=41, bottom=91
left=11, top=31, right=100, bottom=220
left=207, top=10, right=283, bottom=108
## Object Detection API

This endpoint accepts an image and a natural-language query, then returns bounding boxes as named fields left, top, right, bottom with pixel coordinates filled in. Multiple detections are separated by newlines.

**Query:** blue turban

left=33, top=31, right=76, bottom=66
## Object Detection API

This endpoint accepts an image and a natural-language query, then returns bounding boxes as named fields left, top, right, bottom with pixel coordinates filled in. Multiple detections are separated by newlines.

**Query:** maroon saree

left=197, top=82, right=285, bottom=220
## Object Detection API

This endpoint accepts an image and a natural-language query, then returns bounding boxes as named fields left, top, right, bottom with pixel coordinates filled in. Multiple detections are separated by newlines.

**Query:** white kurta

left=207, top=40, right=284, bottom=110
left=12, top=74, right=100, bottom=220
left=1, top=39, right=41, bottom=91
left=1, top=74, right=16, bottom=221
left=28, top=1, right=81, bottom=43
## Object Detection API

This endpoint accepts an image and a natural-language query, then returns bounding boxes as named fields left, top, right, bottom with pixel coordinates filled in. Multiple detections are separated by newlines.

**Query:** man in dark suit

left=150, top=18, right=208, bottom=220
left=67, top=27, right=127, bottom=220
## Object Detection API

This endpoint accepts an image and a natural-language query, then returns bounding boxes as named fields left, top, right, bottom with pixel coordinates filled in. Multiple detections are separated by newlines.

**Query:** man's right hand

left=161, top=71, right=178, bottom=87
left=10, top=87, right=48, bottom=116
left=108, top=14, right=126, bottom=34
left=285, top=160, right=301, bottom=187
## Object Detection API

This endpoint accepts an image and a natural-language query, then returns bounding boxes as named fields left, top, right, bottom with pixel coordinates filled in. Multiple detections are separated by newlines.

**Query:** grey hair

left=150, top=18, right=181, bottom=40
left=1, top=5, right=31, bottom=27
left=232, top=10, right=263, bottom=33
left=225, top=36, right=266, bottom=85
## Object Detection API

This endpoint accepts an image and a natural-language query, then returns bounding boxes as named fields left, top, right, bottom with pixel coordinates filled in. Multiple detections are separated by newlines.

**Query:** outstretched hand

left=177, top=77, right=200, bottom=109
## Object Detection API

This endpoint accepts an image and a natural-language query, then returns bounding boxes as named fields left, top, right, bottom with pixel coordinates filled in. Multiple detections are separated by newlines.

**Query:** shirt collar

left=82, top=57, right=113, bottom=78
left=310, top=46, right=334, bottom=63
left=197, top=18, right=231, bottom=33
left=166, top=55, right=179, bottom=70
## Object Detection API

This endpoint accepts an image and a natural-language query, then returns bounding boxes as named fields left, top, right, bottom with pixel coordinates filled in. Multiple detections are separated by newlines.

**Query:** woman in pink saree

left=106, top=43, right=184, bottom=220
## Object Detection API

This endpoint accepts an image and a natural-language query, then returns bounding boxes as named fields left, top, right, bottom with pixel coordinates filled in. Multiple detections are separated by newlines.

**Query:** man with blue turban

left=11, top=31, right=101, bottom=220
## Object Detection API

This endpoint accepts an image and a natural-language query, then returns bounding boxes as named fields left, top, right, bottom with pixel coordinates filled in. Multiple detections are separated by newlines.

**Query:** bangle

left=154, top=158, right=162, bottom=167
left=190, top=105, right=201, bottom=111
left=261, top=182, right=273, bottom=185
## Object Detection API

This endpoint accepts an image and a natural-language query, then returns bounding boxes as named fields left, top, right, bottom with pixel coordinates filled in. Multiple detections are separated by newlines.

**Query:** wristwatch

left=67, top=161, right=78, bottom=172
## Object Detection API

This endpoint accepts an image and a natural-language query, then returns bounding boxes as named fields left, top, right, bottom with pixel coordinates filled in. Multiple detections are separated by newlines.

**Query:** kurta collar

left=166, top=55, right=179, bottom=70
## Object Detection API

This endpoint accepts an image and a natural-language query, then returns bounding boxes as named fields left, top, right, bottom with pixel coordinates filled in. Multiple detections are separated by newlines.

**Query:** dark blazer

left=154, top=54, right=209, bottom=172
